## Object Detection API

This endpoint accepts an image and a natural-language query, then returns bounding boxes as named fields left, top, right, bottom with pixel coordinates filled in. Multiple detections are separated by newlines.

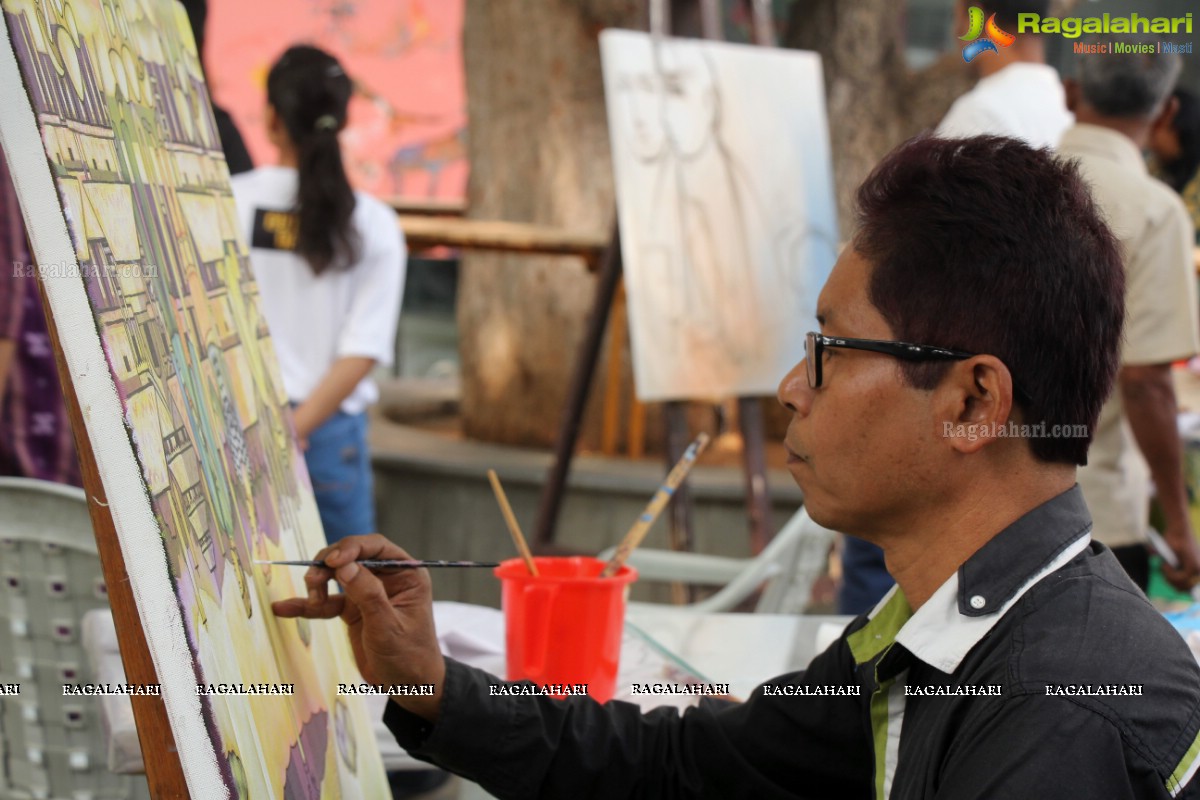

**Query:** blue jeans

left=838, top=535, right=894, bottom=615
left=304, top=411, right=375, bottom=544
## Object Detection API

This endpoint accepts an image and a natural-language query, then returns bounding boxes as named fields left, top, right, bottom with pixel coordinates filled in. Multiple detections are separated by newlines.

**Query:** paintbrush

left=599, top=432, right=711, bottom=578
left=255, top=559, right=499, bottom=571
left=488, top=469, right=539, bottom=576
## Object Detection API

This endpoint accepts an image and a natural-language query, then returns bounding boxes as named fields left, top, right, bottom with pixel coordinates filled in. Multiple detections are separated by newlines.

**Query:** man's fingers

left=1161, top=563, right=1199, bottom=593
left=335, top=561, right=399, bottom=624
left=323, top=535, right=415, bottom=568
left=271, top=594, right=346, bottom=619
left=303, top=544, right=338, bottom=597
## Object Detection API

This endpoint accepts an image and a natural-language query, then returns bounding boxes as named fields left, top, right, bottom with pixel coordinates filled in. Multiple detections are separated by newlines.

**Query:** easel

left=532, top=0, right=779, bottom=568
left=37, top=290, right=190, bottom=796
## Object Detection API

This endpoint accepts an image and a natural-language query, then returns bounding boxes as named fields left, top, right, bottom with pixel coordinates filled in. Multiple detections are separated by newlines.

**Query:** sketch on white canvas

left=601, top=30, right=838, bottom=401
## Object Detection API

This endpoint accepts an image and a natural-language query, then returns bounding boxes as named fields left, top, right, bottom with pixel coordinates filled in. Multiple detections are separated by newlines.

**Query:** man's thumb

left=335, top=562, right=394, bottom=620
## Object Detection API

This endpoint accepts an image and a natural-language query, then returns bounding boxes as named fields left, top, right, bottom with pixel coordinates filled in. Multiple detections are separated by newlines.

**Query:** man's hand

left=271, top=535, right=446, bottom=721
left=1160, top=520, right=1200, bottom=593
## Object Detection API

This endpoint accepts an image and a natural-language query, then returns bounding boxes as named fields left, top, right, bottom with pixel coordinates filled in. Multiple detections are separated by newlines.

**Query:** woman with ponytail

left=232, top=45, right=405, bottom=543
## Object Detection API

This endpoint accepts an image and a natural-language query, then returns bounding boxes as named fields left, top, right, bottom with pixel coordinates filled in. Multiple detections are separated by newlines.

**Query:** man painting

left=275, top=136, right=1200, bottom=799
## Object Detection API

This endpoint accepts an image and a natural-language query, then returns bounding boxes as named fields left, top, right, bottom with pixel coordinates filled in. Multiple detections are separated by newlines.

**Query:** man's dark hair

left=978, top=0, right=1051, bottom=31
left=1077, top=39, right=1182, bottom=119
left=855, top=136, right=1124, bottom=465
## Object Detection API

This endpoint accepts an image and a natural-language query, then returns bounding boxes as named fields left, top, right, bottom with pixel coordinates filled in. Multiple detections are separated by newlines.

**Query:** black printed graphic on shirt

left=251, top=208, right=299, bottom=252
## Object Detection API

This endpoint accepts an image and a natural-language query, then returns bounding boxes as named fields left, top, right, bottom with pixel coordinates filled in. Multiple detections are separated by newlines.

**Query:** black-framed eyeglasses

left=804, top=332, right=975, bottom=390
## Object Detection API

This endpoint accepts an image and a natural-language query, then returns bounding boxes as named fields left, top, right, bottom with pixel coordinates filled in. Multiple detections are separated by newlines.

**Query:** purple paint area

left=283, top=709, right=329, bottom=800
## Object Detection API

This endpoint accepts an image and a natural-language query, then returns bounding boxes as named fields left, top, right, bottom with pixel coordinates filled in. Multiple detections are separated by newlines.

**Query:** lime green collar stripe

left=1167, top=726, right=1200, bottom=796
left=848, top=587, right=913, bottom=665
left=869, top=687, right=891, bottom=798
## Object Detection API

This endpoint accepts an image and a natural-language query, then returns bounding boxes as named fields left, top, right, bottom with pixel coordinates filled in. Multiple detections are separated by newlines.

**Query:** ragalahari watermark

left=943, top=421, right=1089, bottom=442
left=12, top=261, right=157, bottom=279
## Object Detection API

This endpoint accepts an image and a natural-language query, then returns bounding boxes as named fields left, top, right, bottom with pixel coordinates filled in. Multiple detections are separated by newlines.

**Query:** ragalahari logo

left=960, top=7, right=1016, bottom=63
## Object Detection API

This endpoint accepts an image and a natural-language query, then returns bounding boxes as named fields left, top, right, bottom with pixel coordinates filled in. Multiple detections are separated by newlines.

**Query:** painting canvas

left=600, top=30, right=839, bottom=401
left=0, top=0, right=388, bottom=796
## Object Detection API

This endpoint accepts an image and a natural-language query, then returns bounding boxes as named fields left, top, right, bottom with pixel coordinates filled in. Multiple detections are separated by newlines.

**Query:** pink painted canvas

left=207, top=0, right=466, bottom=201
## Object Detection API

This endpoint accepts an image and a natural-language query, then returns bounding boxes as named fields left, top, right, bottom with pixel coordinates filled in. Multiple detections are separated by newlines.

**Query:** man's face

left=777, top=249, right=947, bottom=537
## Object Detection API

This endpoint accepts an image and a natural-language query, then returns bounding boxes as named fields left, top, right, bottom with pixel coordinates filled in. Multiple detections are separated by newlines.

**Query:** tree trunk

left=457, top=0, right=645, bottom=448
left=783, top=0, right=973, bottom=226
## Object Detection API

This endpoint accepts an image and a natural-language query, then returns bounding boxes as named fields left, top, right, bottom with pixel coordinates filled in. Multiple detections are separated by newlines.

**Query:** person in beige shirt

left=1060, top=45, right=1200, bottom=591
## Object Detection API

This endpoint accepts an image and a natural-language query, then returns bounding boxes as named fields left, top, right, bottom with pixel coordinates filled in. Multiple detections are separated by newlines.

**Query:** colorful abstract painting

left=601, top=31, right=838, bottom=401
left=207, top=0, right=466, bottom=201
left=0, top=0, right=388, bottom=796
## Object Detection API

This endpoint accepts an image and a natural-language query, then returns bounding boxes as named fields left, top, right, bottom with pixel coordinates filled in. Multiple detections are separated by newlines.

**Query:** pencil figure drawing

left=601, top=30, right=838, bottom=401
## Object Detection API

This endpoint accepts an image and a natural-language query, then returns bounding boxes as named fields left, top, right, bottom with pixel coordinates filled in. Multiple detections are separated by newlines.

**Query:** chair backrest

left=753, top=508, right=837, bottom=614
left=0, top=477, right=150, bottom=800
left=686, top=506, right=835, bottom=614
left=602, top=506, right=836, bottom=614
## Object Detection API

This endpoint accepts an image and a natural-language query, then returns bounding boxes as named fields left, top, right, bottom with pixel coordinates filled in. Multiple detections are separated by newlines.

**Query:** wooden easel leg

left=627, top=395, right=646, bottom=460
left=738, top=396, right=772, bottom=554
left=37, top=283, right=189, bottom=798
left=600, top=278, right=627, bottom=457
left=663, top=400, right=695, bottom=603
left=533, top=224, right=623, bottom=548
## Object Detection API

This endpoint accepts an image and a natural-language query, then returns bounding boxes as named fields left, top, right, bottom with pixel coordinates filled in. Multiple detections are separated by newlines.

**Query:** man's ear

left=937, top=356, right=1017, bottom=455
left=1154, top=95, right=1180, bottom=134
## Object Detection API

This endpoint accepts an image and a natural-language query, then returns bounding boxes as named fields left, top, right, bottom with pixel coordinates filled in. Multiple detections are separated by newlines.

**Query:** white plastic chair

left=0, top=477, right=150, bottom=800
left=598, top=506, right=837, bottom=614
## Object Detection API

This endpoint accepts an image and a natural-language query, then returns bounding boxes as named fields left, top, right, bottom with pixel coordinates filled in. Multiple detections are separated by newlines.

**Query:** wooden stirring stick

left=487, top=469, right=539, bottom=576
left=600, top=432, right=711, bottom=578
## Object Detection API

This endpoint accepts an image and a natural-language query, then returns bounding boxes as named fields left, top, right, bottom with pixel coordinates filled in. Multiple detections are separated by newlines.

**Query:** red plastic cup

left=495, top=556, right=638, bottom=703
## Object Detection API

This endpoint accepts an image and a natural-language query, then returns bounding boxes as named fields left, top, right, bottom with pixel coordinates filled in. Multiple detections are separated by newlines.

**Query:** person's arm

left=290, top=202, right=405, bottom=443
left=0, top=338, right=13, bottom=418
left=1118, top=192, right=1200, bottom=591
left=271, top=535, right=872, bottom=800
left=291, top=355, right=375, bottom=441
left=292, top=201, right=404, bottom=441
left=934, top=695, right=1150, bottom=798
left=1121, top=363, right=1200, bottom=590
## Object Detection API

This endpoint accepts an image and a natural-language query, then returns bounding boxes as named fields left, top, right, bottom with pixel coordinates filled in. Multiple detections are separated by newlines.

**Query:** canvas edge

left=0, top=10, right=228, bottom=798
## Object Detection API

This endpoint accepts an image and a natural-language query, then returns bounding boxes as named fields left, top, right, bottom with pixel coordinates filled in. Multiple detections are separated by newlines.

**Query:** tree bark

left=783, top=0, right=973, bottom=227
left=457, top=0, right=645, bottom=448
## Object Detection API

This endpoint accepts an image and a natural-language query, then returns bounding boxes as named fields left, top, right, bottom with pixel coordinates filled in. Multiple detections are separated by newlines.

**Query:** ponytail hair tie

left=314, top=114, right=339, bottom=132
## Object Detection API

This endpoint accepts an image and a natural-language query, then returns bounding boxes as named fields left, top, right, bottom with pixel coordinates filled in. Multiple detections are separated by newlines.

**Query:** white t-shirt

left=936, top=63, right=1073, bottom=148
left=231, top=166, right=406, bottom=415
